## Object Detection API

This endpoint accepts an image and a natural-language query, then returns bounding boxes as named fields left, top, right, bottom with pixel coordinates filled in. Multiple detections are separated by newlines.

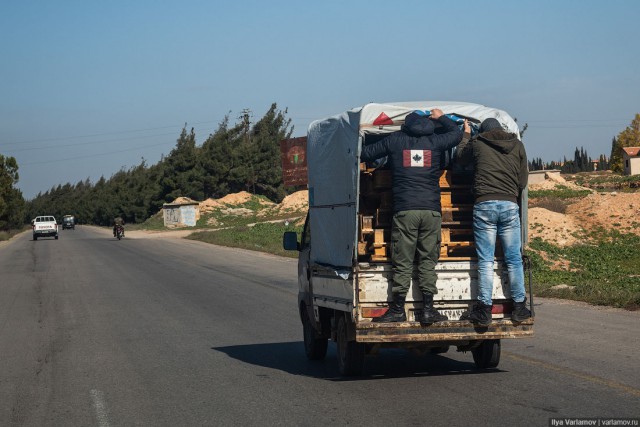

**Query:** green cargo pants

left=391, top=210, right=442, bottom=295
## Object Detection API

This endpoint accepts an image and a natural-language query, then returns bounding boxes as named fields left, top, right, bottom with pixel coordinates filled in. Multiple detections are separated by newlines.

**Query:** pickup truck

left=33, top=216, right=59, bottom=240
left=283, top=101, right=534, bottom=376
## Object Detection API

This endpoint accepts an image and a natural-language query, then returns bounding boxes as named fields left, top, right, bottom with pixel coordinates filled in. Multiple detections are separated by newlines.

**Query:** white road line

left=90, top=389, right=110, bottom=427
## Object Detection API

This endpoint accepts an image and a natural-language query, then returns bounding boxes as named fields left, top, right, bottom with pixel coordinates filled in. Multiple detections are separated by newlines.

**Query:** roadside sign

left=280, top=137, right=308, bottom=187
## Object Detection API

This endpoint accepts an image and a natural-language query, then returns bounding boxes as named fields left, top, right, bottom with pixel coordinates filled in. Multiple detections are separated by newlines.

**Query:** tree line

left=22, top=103, right=293, bottom=226
left=529, top=148, right=610, bottom=173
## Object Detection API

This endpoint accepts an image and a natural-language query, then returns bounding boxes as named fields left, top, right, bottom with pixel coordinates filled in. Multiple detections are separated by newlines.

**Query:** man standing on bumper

left=455, top=117, right=532, bottom=326
left=360, top=109, right=463, bottom=325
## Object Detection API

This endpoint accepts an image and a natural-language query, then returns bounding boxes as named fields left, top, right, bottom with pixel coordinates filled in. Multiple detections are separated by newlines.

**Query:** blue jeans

left=473, top=200, right=526, bottom=305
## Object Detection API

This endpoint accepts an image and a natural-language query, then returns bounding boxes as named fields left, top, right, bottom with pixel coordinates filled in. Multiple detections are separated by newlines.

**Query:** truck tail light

left=491, top=302, right=513, bottom=314
left=361, top=307, right=389, bottom=318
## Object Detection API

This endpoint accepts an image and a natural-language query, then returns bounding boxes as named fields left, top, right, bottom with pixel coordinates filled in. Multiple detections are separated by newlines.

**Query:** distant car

left=33, top=216, right=58, bottom=240
left=62, top=215, right=75, bottom=230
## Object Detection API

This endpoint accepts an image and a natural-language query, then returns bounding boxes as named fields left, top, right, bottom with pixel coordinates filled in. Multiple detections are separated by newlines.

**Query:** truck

left=62, top=215, right=76, bottom=230
left=32, top=215, right=59, bottom=240
left=283, top=101, right=534, bottom=376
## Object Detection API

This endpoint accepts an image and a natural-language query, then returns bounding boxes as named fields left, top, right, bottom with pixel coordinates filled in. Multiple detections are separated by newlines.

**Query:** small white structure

left=528, top=169, right=561, bottom=185
left=622, top=147, right=640, bottom=176
left=163, top=201, right=200, bottom=227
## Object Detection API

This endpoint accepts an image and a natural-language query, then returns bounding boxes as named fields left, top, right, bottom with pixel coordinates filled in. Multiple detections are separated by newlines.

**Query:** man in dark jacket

left=361, top=109, right=463, bottom=325
left=455, top=117, right=531, bottom=325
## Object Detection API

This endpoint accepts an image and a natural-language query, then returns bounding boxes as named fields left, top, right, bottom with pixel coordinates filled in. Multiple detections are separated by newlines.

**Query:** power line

left=20, top=141, right=175, bottom=166
left=2, top=131, right=181, bottom=154
left=0, top=119, right=223, bottom=147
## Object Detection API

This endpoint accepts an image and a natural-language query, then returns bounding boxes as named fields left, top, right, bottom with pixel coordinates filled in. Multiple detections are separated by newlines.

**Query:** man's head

left=402, top=111, right=435, bottom=136
left=480, top=118, right=503, bottom=133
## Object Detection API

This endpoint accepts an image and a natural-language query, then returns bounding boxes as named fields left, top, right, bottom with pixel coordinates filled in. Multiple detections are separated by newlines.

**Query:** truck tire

left=336, top=316, right=364, bottom=376
left=302, top=309, right=328, bottom=360
left=33, top=235, right=37, bottom=241
left=472, top=339, right=501, bottom=369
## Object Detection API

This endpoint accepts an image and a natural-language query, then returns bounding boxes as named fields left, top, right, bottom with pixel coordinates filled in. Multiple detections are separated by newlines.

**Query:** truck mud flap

left=356, top=319, right=534, bottom=343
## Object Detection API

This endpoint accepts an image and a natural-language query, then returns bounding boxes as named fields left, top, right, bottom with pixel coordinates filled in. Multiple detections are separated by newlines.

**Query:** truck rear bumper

left=356, top=318, right=534, bottom=343
left=34, top=231, right=57, bottom=236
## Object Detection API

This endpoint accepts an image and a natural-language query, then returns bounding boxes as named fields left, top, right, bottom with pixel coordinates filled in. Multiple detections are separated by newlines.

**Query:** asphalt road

left=1, top=226, right=638, bottom=426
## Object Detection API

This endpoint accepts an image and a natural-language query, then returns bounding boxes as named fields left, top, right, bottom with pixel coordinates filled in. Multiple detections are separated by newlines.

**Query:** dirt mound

left=528, top=207, right=582, bottom=247
left=199, top=191, right=276, bottom=213
left=171, top=196, right=199, bottom=204
left=566, top=192, right=640, bottom=236
left=200, top=198, right=222, bottom=211
left=278, top=190, right=308, bottom=212
left=217, top=191, right=253, bottom=205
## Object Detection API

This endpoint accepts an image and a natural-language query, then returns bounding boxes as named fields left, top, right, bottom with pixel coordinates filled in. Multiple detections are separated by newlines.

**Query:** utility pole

left=238, top=109, right=255, bottom=194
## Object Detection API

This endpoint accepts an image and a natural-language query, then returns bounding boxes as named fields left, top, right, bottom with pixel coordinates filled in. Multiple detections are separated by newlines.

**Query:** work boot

left=416, top=292, right=448, bottom=326
left=511, top=298, right=532, bottom=322
left=373, top=294, right=407, bottom=323
left=460, top=302, right=492, bottom=326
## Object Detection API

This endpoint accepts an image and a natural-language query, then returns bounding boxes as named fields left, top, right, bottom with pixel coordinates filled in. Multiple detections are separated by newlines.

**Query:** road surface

left=0, top=226, right=638, bottom=426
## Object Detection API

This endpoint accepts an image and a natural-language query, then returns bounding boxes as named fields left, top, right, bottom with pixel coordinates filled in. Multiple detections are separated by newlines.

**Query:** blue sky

left=1, top=0, right=639, bottom=199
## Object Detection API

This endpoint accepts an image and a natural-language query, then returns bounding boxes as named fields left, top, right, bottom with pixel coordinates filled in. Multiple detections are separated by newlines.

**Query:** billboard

left=280, top=136, right=308, bottom=187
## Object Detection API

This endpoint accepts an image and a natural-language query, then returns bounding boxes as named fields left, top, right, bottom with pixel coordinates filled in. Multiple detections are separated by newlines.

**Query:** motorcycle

left=115, top=224, right=124, bottom=240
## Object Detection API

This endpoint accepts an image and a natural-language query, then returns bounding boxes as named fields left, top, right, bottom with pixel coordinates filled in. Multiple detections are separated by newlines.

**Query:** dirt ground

left=565, top=191, right=640, bottom=236
left=528, top=207, right=581, bottom=246
left=528, top=179, right=640, bottom=244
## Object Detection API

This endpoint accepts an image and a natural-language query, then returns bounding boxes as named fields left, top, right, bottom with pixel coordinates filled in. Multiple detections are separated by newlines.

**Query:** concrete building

left=163, top=200, right=200, bottom=227
left=622, top=147, right=640, bottom=176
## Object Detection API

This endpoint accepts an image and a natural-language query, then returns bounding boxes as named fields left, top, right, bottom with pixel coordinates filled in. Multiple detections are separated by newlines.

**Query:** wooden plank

left=358, top=241, right=370, bottom=256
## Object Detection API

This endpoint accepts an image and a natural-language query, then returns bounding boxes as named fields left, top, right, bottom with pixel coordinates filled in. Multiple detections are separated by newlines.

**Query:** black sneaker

left=373, top=308, right=407, bottom=323
left=512, top=299, right=532, bottom=322
left=417, top=307, right=448, bottom=326
left=460, top=302, right=492, bottom=326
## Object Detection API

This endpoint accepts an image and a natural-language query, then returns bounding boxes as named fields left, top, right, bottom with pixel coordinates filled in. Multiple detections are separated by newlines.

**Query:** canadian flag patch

left=403, top=150, right=431, bottom=167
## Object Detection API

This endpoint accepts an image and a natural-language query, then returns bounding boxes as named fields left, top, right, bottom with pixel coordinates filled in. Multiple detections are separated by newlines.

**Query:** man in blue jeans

left=455, top=118, right=532, bottom=325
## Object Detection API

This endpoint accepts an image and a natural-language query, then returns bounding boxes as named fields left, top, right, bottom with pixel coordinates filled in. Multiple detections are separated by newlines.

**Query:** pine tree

left=0, top=154, right=25, bottom=230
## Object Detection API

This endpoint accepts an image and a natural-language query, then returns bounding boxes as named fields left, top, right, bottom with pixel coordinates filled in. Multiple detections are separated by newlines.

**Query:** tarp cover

left=306, top=101, right=520, bottom=268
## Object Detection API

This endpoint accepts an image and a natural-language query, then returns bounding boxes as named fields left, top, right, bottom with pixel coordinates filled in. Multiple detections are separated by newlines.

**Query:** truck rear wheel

left=302, top=309, right=328, bottom=360
left=336, top=316, right=364, bottom=376
left=472, top=339, right=501, bottom=369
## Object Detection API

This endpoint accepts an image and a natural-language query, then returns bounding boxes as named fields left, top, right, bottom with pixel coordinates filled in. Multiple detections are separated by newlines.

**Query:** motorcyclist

left=113, top=216, right=125, bottom=237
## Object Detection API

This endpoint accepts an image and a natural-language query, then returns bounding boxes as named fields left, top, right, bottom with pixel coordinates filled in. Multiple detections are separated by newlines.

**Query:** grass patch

left=528, top=185, right=591, bottom=199
left=0, top=226, right=32, bottom=241
left=529, top=197, right=573, bottom=214
left=129, top=212, right=166, bottom=231
left=574, top=173, right=640, bottom=186
left=526, top=229, right=640, bottom=310
left=186, top=221, right=303, bottom=258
